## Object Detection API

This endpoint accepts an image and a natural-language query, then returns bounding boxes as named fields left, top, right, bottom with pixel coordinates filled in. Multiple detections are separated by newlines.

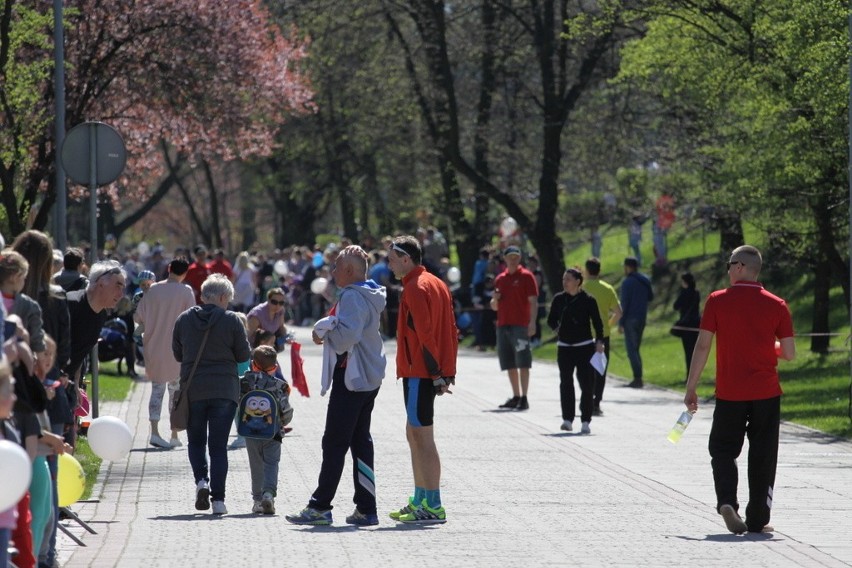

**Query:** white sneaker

left=560, top=420, right=573, bottom=432
left=150, top=434, right=171, bottom=449
left=195, top=480, right=210, bottom=511
left=581, top=422, right=591, bottom=434
left=260, top=491, right=275, bottom=515
left=229, top=436, right=246, bottom=449
left=252, top=501, right=264, bottom=514
left=212, top=500, right=227, bottom=515
left=170, top=437, right=183, bottom=448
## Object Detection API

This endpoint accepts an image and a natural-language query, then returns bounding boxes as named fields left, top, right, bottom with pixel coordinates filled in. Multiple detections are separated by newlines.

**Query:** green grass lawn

left=77, top=361, right=135, bottom=499
left=534, top=219, right=852, bottom=439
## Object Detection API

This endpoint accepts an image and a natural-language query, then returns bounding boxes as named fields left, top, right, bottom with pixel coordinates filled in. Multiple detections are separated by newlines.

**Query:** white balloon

left=447, top=267, right=461, bottom=284
left=310, top=277, right=328, bottom=295
left=0, top=440, right=32, bottom=511
left=500, top=216, right=518, bottom=236
left=273, top=260, right=288, bottom=277
left=87, top=416, right=133, bottom=461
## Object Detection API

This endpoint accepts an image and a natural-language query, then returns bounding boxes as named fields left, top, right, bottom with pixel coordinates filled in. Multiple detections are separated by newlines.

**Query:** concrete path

left=58, top=327, right=852, bottom=567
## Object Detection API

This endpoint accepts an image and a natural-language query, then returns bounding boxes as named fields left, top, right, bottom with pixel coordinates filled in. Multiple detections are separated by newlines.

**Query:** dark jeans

left=557, top=344, right=596, bottom=423
left=187, top=398, right=237, bottom=502
left=622, top=318, right=646, bottom=380
left=709, top=397, right=780, bottom=531
left=593, top=336, right=611, bottom=407
left=680, top=331, right=699, bottom=380
left=309, top=366, right=380, bottom=514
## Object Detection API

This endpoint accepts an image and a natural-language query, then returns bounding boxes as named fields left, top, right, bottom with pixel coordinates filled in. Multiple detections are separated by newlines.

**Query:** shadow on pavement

left=149, top=514, right=230, bottom=521
left=670, top=533, right=780, bottom=543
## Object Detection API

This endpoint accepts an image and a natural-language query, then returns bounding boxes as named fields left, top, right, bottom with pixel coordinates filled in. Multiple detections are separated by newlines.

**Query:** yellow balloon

left=57, top=453, right=85, bottom=507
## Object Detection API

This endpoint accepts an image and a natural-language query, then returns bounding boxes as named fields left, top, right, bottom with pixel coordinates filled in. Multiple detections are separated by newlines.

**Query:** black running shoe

left=499, top=396, right=520, bottom=409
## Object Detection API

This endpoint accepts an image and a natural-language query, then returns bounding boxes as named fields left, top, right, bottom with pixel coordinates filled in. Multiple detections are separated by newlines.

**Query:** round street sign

left=61, top=122, right=127, bottom=186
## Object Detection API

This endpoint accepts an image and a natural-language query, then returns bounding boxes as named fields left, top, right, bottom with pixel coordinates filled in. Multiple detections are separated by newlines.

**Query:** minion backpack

left=237, top=389, right=280, bottom=440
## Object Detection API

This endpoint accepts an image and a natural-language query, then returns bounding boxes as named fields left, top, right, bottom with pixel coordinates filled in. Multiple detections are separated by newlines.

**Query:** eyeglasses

left=268, top=299, right=286, bottom=306
left=726, top=260, right=745, bottom=270
left=390, top=243, right=411, bottom=258
left=95, top=267, right=122, bottom=283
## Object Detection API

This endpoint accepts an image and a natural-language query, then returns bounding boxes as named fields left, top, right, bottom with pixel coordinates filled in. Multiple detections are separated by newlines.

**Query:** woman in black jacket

left=547, top=267, right=605, bottom=434
left=672, top=272, right=701, bottom=381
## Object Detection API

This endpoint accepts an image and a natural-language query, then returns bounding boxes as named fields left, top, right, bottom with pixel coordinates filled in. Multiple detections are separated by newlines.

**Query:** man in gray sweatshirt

left=285, top=245, right=387, bottom=527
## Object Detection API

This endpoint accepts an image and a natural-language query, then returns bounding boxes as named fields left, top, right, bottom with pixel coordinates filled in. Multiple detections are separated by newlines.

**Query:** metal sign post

left=61, top=121, right=127, bottom=418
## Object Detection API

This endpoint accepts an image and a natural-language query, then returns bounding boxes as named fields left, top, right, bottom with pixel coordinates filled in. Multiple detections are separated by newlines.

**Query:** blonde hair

left=234, top=311, right=248, bottom=331
left=0, top=249, right=29, bottom=285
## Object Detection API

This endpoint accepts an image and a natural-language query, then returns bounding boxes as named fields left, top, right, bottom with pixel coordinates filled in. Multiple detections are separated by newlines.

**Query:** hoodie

left=172, top=304, right=251, bottom=403
left=320, top=280, right=387, bottom=392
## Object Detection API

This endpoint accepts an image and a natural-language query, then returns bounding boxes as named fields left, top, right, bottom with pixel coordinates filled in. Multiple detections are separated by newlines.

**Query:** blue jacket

left=620, top=272, right=654, bottom=324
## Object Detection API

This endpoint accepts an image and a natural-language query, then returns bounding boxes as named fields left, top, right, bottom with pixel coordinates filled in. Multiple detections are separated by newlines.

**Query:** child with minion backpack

left=238, top=345, right=294, bottom=514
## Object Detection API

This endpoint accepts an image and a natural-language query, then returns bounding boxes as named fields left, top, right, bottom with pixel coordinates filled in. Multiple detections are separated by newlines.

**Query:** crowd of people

left=0, top=220, right=797, bottom=566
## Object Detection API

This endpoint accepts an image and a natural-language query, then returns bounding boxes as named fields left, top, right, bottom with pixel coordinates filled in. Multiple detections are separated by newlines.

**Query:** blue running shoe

left=285, top=507, right=333, bottom=525
left=345, top=508, right=379, bottom=526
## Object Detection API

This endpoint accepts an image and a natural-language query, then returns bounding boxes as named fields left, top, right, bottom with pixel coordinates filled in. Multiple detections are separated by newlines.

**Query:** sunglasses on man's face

left=726, top=260, right=745, bottom=270
left=95, top=267, right=122, bottom=283
left=268, top=298, right=286, bottom=306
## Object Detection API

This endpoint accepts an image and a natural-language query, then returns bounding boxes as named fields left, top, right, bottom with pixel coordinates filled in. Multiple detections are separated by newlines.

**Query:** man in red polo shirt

left=490, top=246, right=538, bottom=411
left=684, top=245, right=795, bottom=535
left=184, top=245, right=211, bottom=305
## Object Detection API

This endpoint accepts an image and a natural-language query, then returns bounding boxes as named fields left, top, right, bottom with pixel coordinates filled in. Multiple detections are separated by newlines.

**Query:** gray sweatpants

left=245, top=438, right=282, bottom=500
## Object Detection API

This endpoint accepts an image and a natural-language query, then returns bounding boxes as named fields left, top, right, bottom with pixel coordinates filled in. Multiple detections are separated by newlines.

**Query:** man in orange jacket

left=386, top=235, right=457, bottom=524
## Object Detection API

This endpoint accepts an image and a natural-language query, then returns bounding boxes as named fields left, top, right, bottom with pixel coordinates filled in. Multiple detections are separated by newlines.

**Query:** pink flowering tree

left=0, top=0, right=313, bottom=236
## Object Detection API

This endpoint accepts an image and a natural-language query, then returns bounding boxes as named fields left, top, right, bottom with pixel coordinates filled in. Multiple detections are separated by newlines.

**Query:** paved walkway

left=58, top=328, right=852, bottom=567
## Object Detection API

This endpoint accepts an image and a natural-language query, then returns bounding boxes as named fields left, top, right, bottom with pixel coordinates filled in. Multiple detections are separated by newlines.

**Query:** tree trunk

left=812, top=191, right=850, bottom=314
left=240, top=191, right=257, bottom=251
left=202, top=161, right=223, bottom=248
left=112, top=170, right=180, bottom=241
left=811, top=258, right=831, bottom=353
left=717, top=210, right=744, bottom=253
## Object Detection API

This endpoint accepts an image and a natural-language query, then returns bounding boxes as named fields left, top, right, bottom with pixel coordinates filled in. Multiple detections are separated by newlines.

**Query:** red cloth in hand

left=290, top=341, right=310, bottom=397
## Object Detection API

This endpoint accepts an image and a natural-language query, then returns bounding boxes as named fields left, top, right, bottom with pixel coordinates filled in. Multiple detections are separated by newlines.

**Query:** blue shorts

left=402, top=378, right=436, bottom=427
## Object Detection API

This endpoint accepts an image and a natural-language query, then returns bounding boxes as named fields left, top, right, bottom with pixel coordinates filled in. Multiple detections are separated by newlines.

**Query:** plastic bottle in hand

left=667, top=411, right=694, bottom=444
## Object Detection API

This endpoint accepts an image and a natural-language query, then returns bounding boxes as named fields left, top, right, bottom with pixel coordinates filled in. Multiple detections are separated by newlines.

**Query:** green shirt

left=583, top=279, right=620, bottom=337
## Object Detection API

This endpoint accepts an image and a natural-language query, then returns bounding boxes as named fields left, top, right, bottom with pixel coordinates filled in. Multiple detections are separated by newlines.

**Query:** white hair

left=200, top=273, right=234, bottom=303
left=87, top=260, right=125, bottom=291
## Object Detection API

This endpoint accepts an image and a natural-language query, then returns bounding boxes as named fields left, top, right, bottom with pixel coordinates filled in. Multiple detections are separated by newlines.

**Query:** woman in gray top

left=173, top=274, right=251, bottom=516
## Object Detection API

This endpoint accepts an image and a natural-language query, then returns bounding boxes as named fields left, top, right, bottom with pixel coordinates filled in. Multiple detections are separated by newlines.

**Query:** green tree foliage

left=264, top=2, right=430, bottom=246
left=617, top=0, right=849, bottom=351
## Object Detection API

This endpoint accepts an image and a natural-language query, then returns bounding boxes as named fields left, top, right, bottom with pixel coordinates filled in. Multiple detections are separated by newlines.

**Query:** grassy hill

left=535, top=219, right=852, bottom=438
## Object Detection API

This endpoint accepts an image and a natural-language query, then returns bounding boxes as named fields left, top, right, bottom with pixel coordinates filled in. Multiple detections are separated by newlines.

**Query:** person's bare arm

left=778, top=337, right=796, bottom=361
left=684, top=330, right=714, bottom=412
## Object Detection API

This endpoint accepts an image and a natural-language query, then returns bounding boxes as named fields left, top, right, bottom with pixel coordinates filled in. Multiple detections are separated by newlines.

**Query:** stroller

left=98, top=318, right=134, bottom=376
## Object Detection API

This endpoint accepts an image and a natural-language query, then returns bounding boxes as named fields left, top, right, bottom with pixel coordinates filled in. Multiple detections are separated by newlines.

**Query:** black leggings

left=557, top=344, right=596, bottom=423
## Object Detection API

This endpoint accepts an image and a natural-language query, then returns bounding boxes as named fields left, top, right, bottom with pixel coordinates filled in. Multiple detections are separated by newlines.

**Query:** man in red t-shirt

left=684, top=245, right=795, bottom=535
left=184, top=245, right=211, bottom=305
left=208, top=249, right=234, bottom=281
left=490, top=246, right=538, bottom=411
